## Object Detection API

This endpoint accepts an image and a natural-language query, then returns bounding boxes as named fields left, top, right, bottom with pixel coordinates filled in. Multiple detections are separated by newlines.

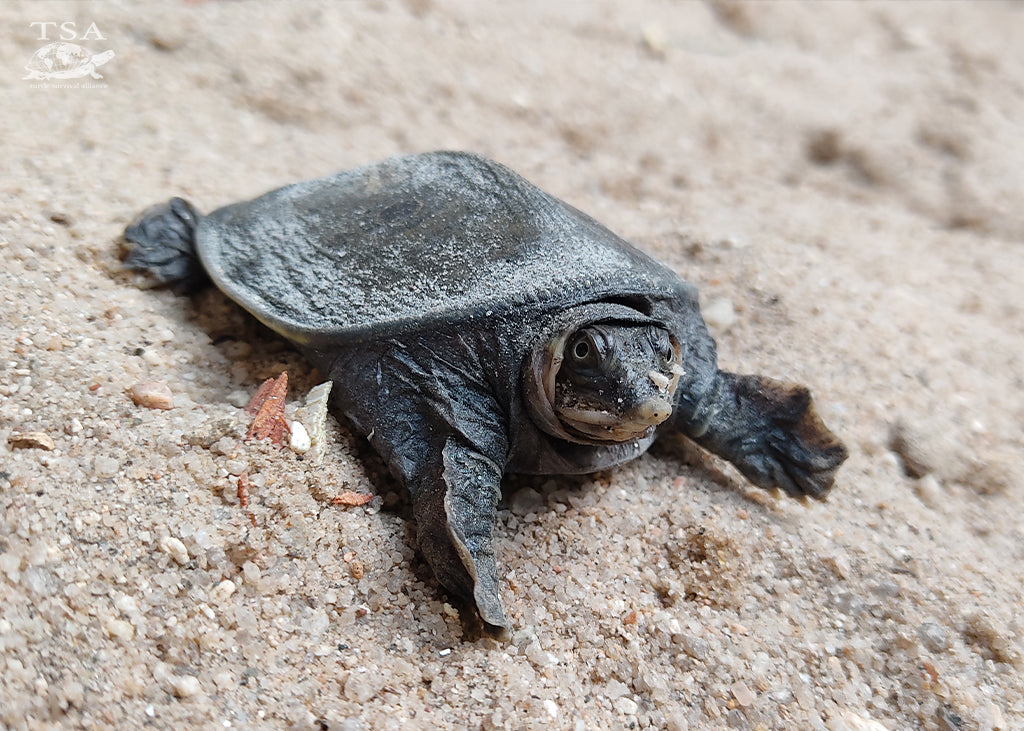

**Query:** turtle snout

left=625, top=396, right=674, bottom=429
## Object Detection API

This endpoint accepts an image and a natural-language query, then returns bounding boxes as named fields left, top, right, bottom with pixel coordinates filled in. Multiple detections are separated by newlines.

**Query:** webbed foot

left=122, top=197, right=207, bottom=292
left=687, top=373, right=848, bottom=499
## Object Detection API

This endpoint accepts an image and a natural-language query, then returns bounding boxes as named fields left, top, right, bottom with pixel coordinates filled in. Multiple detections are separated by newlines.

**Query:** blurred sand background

left=2, top=1, right=1023, bottom=729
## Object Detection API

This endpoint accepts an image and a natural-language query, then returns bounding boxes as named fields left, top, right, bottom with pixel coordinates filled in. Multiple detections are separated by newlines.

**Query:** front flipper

left=414, top=439, right=509, bottom=639
left=676, top=372, right=848, bottom=499
left=327, top=334, right=513, bottom=639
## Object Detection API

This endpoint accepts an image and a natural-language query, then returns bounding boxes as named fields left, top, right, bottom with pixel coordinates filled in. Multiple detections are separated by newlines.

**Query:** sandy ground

left=2, top=1, right=1023, bottom=729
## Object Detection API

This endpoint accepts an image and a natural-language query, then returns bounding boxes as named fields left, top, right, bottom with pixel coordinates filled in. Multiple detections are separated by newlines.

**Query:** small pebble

left=614, top=697, right=639, bottom=716
left=0, top=552, right=21, bottom=578
left=170, top=675, right=202, bottom=698
left=343, top=670, right=382, bottom=703
left=731, top=680, right=756, bottom=706
left=210, top=579, right=237, bottom=603
left=242, top=561, right=261, bottom=585
left=104, top=618, right=135, bottom=641
left=525, top=640, right=558, bottom=668
left=159, top=536, right=189, bottom=565
left=914, top=474, right=943, bottom=507
left=918, top=621, right=950, bottom=652
left=289, top=420, right=311, bottom=454
left=62, top=680, right=84, bottom=706
left=113, top=593, right=139, bottom=615
left=640, top=23, right=667, bottom=57
left=7, top=431, right=55, bottom=451
left=678, top=634, right=710, bottom=661
left=665, top=710, right=689, bottom=731
left=603, top=679, right=629, bottom=700
left=92, top=455, right=120, bottom=478
left=128, top=381, right=174, bottom=410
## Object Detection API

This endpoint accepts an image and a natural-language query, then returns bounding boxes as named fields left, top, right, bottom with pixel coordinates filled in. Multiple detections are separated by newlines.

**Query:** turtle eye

left=652, top=332, right=676, bottom=364
left=569, top=330, right=604, bottom=366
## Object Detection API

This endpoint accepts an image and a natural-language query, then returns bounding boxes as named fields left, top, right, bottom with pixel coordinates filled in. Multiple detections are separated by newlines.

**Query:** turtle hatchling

left=124, top=151, right=847, bottom=638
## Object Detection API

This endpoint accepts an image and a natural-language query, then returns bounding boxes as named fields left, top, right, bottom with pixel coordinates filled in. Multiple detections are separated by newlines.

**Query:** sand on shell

left=2, top=1, right=1023, bottom=729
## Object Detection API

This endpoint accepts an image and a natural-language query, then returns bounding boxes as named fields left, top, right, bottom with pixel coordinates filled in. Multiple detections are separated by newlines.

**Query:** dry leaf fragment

left=331, top=491, right=373, bottom=507
left=245, top=376, right=277, bottom=414
left=245, top=372, right=290, bottom=445
left=8, top=431, right=56, bottom=451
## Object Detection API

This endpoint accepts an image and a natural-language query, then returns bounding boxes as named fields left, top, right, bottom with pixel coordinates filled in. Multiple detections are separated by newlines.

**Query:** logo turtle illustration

left=24, top=42, right=114, bottom=81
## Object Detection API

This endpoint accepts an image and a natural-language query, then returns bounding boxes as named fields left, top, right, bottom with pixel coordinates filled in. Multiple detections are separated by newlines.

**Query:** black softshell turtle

left=124, top=151, right=847, bottom=638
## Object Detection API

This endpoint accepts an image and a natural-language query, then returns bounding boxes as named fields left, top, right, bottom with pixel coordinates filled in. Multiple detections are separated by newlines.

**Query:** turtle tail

left=122, top=197, right=207, bottom=292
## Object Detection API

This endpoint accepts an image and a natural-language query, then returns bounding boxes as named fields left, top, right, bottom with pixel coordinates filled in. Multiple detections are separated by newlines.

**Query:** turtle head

left=526, top=309, right=684, bottom=444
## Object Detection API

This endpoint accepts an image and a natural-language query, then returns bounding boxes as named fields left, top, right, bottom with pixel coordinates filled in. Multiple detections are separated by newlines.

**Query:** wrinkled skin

left=123, top=151, right=848, bottom=639
left=306, top=300, right=846, bottom=638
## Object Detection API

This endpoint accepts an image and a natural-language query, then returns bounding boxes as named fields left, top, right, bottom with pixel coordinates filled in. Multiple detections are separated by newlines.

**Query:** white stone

left=614, top=697, right=639, bottom=716
left=170, top=675, right=202, bottom=698
left=92, top=455, right=120, bottom=478
left=210, top=579, right=237, bottom=603
left=159, top=536, right=189, bottom=565
left=0, top=552, right=21, bottom=579
left=289, top=420, right=311, bottom=454
left=104, top=618, right=135, bottom=641
left=242, top=561, right=261, bottom=585
left=112, top=592, right=139, bottom=615
left=524, top=640, right=557, bottom=667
